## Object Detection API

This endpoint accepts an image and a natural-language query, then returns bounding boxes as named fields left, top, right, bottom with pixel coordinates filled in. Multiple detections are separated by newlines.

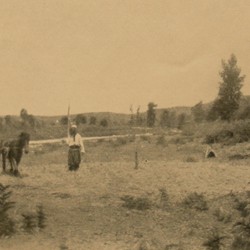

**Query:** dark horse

left=0, top=132, right=30, bottom=176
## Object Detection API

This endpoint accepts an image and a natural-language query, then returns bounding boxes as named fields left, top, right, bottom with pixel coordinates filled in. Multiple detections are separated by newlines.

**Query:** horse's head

left=19, top=132, right=30, bottom=154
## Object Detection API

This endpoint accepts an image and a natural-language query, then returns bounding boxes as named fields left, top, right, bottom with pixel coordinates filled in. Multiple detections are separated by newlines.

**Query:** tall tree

left=20, top=109, right=28, bottom=121
left=20, top=108, right=36, bottom=128
left=211, top=54, right=245, bottom=121
left=147, top=102, right=157, bottom=127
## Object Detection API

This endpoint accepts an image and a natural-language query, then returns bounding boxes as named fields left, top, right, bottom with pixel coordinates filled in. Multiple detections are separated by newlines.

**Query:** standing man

left=68, top=124, right=85, bottom=171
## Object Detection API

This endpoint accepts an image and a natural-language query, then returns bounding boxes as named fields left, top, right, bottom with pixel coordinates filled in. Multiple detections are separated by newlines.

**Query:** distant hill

left=2, top=95, right=250, bottom=127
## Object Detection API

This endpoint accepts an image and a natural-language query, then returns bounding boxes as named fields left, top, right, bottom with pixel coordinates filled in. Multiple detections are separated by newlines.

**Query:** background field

left=0, top=134, right=250, bottom=250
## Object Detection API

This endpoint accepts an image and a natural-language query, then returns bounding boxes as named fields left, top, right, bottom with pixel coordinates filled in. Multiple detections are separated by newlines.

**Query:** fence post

left=135, top=150, right=138, bottom=169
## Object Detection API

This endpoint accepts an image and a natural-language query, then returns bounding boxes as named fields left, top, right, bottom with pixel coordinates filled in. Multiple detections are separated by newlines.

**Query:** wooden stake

left=135, top=150, right=138, bottom=169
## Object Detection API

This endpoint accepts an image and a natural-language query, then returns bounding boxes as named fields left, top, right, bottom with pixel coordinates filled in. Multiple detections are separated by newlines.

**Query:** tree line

left=60, top=114, right=108, bottom=127
left=0, top=109, right=40, bottom=130
left=146, top=54, right=248, bottom=128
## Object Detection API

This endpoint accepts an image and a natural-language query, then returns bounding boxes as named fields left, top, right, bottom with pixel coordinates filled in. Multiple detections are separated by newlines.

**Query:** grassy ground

left=0, top=135, right=250, bottom=249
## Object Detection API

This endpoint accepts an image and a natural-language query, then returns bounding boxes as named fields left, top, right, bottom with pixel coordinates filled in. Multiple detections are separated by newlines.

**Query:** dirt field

left=0, top=136, right=250, bottom=250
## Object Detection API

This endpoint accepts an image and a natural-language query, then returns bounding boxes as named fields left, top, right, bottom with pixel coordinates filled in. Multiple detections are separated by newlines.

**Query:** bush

left=37, top=205, right=46, bottom=230
left=22, top=212, right=37, bottom=233
left=232, top=218, right=250, bottom=250
left=213, top=207, right=232, bottom=223
left=205, top=129, right=234, bottom=144
left=182, top=192, right=208, bottom=211
left=202, top=228, right=226, bottom=250
left=233, top=198, right=250, bottom=217
left=204, top=120, right=250, bottom=144
left=0, top=184, right=16, bottom=237
left=121, top=195, right=152, bottom=210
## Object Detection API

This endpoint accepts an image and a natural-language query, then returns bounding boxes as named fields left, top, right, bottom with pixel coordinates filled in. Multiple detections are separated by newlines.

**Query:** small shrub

left=202, top=228, right=226, bottom=250
left=121, top=195, right=152, bottom=211
left=0, top=216, right=15, bottom=237
left=233, top=198, right=250, bottom=217
left=213, top=208, right=232, bottom=223
left=22, top=213, right=37, bottom=233
left=233, top=218, right=250, bottom=236
left=232, top=218, right=250, bottom=250
left=37, top=205, right=46, bottom=230
left=0, top=184, right=16, bottom=237
left=182, top=192, right=208, bottom=211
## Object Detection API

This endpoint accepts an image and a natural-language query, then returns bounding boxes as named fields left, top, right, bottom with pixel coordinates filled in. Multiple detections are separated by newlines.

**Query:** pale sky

left=1, top=0, right=250, bottom=116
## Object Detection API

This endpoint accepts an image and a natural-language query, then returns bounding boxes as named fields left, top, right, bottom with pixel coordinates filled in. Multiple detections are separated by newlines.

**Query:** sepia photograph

left=0, top=0, right=250, bottom=249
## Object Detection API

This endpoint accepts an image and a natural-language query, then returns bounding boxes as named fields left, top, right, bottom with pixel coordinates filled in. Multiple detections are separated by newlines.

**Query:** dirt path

left=29, top=133, right=153, bottom=145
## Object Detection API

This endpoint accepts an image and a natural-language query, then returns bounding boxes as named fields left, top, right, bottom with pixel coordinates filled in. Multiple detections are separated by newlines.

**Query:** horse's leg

left=8, top=156, right=13, bottom=173
left=10, top=158, right=20, bottom=177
